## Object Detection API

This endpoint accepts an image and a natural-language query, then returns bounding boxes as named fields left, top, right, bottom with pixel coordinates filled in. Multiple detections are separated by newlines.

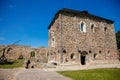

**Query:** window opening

left=80, top=22, right=86, bottom=32
left=51, top=37, right=55, bottom=48
left=91, top=24, right=95, bottom=32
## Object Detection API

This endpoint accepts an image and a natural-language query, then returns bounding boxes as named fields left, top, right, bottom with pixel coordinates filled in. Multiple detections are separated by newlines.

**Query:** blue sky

left=0, top=0, right=120, bottom=48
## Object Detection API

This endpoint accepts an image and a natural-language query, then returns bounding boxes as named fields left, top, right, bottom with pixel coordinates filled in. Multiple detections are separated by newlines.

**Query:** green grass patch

left=58, top=68, right=120, bottom=80
left=0, top=59, right=25, bottom=69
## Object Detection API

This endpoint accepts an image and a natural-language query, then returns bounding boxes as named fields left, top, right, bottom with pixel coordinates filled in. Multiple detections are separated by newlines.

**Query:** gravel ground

left=14, top=68, right=71, bottom=80
left=0, top=68, right=20, bottom=80
left=0, top=68, right=71, bottom=80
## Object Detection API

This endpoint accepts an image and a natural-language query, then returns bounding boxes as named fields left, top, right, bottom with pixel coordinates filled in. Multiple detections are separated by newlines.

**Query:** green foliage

left=58, top=68, right=120, bottom=80
left=0, top=59, right=24, bottom=69
left=116, top=30, right=120, bottom=49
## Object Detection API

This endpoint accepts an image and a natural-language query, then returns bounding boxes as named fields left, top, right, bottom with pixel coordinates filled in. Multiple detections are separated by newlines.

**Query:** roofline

left=48, top=11, right=59, bottom=29
left=48, top=8, right=114, bottom=29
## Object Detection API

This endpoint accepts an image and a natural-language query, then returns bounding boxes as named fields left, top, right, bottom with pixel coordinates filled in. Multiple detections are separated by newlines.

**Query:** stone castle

left=0, top=8, right=119, bottom=65
left=48, top=8, right=119, bottom=65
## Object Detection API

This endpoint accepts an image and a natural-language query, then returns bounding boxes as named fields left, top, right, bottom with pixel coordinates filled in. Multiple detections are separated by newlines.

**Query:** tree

left=116, top=30, right=120, bottom=49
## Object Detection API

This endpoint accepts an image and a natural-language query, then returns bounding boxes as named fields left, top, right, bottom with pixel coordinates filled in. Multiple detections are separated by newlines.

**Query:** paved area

left=0, top=63, right=120, bottom=80
left=0, top=68, right=71, bottom=80
left=14, top=68, right=70, bottom=80
left=0, top=69, right=17, bottom=80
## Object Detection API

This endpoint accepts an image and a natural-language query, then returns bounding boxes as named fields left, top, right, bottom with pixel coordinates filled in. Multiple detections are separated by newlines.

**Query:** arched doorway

left=80, top=51, right=88, bottom=65
left=81, top=55, right=85, bottom=65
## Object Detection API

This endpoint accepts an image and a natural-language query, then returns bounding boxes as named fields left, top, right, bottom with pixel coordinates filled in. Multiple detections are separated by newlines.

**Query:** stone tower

left=48, top=8, right=118, bottom=65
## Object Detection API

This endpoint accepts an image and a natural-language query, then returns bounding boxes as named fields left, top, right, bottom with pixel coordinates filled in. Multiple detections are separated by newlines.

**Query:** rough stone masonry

left=0, top=8, right=119, bottom=66
left=48, top=8, right=119, bottom=65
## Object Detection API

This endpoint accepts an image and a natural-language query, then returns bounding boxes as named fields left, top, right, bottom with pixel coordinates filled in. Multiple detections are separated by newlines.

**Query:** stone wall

left=48, top=10, right=119, bottom=65
left=0, top=45, right=48, bottom=63
left=0, top=45, right=31, bottom=60
left=35, top=48, right=48, bottom=63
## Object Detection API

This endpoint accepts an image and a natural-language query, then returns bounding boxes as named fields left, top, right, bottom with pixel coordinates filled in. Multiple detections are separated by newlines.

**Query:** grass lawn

left=58, top=68, right=120, bottom=80
left=0, top=59, right=24, bottom=69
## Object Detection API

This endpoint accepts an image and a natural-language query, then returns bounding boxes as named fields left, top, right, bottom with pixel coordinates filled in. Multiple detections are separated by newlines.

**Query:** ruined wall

left=0, top=45, right=48, bottom=63
left=0, top=45, right=33, bottom=60
left=35, top=48, right=48, bottom=63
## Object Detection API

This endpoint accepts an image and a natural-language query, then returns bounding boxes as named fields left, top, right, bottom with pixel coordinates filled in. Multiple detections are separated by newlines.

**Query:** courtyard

left=0, top=63, right=120, bottom=80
